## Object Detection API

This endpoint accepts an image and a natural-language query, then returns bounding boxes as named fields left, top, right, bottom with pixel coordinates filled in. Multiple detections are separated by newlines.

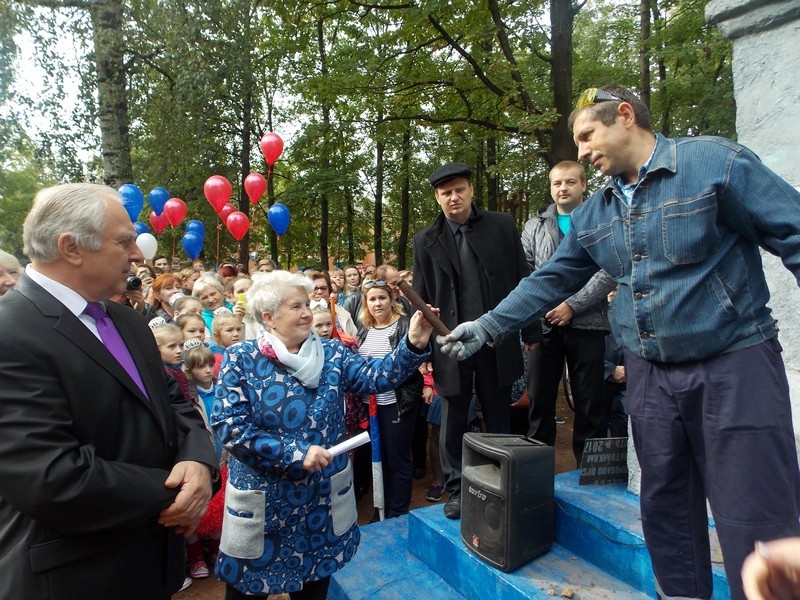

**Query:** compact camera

left=126, top=275, right=143, bottom=291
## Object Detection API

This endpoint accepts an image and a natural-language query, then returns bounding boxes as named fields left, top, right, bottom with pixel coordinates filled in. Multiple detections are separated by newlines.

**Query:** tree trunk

left=317, top=17, right=330, bottom=269
left=374, top=133, right=384, bottom=266
left=238, top=89, right=252, bottom=269
left=396, top=128, right=411, bottom=269
left=345, top=187, right=355, bottom=265
left=640, top=0, right=652, bottom=110
left=486, top=136, right=498, bottom=211
left=549, top=0, right=578, bottom=165
left=89, top=0, right=132, bottom=187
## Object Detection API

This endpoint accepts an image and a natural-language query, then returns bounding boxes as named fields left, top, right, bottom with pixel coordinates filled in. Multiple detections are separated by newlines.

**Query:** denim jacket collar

left=601, top=134, right=676, bottom=204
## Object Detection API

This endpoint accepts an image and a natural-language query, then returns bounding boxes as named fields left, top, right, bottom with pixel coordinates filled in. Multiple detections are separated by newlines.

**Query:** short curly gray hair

left=247, top=271, right=313, bottom=326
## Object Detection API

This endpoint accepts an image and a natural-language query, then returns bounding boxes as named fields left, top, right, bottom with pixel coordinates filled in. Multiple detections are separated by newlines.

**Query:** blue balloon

left=148, top=187, right=170, bottom=216
left=182, top=232, right=204, bottom=260
left=119, top=183, right=144, bottom=222
left=185, top=220, right=206, bottom=239
left=268, top=203, right=291, bottom=236
left=133, top=221, right=149, bottom=235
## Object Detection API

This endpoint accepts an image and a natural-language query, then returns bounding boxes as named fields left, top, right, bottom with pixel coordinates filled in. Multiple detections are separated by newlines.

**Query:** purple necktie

left=84, top=302, right=148, bottom=399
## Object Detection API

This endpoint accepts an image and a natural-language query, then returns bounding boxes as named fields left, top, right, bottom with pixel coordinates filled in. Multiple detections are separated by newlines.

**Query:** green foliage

left=4, top=0, right=734, bottom=267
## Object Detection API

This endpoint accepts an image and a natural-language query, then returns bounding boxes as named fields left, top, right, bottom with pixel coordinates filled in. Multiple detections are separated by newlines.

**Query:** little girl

left=176, top=312, right=207, bottom=345
left=182, top=340, right=226, bottom=579
left=209, top=309, right=243, bottom=376
left=311, top=305, right=334, bottom=340
left=150, top=321, right=192, bottom=402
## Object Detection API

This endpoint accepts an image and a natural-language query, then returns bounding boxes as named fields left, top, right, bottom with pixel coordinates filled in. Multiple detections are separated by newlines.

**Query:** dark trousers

left=225, top=576, right=330, bottom=600
left=527, top=327, right=607, bottom=465
left=625, top=338, right=800, bottom=600
left=377, top=401, right=421, bottom=518
left=603, top=380, right=628, bottom=438
left=440, top=347, right=511, bottom=497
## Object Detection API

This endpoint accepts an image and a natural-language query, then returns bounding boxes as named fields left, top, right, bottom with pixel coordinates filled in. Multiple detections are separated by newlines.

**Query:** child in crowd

left=182, top=340, right=226, bottom=579
left=150, top=321, right=192, bottom=402
left=209, top=309, right=244, bottom=376
left=231, top=276, right=260, bottom=339
left=311, top=305, right=334, bottom=340
left=176, top=313, right=207, bottom=345
left=420, top=361, right=445, bottom=502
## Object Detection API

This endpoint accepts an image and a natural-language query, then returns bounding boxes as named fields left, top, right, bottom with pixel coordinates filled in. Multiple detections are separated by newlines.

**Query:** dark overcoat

left=411, top=207, right=534, bottom=396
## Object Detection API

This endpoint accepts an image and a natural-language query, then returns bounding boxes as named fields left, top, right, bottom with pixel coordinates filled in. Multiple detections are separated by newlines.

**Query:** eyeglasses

left=363, top=279, right=388, bottom=290
left=313, top=285, right=330, bottom=292
left=575, top=88, right=625, bottom=110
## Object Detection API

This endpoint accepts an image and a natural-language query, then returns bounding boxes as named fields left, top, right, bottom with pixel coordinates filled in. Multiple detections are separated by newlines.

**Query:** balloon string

left=171, top=227, right=176, bottom=264
left=216, top=216, right=221, bottom=270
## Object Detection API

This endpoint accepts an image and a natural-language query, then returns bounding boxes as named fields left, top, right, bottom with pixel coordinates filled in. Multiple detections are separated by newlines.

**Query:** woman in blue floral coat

left=212, top=270, right=434, bottom=599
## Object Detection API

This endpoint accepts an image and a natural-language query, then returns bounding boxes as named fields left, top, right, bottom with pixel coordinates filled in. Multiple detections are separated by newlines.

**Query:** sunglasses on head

left=363, top=279, right=388, bottom=290
left=575, top=88, right=625, bottom=110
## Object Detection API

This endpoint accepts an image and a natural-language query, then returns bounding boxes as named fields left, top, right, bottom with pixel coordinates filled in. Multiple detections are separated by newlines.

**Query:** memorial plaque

left=578, top=437, right=628, bottom=485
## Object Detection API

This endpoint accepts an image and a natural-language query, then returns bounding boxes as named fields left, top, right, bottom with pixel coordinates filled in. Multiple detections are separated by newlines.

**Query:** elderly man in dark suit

left=412, top=162, right=535, bottom=519
left=0, top=183, right=217, bottom=600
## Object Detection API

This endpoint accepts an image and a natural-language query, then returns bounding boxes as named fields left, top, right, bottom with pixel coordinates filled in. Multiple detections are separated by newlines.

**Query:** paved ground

left=174, top=395, right=578, bottom=599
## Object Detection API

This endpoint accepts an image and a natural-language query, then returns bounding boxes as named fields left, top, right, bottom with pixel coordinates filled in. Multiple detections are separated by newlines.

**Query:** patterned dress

left=211, top=335, right=428, bottom=595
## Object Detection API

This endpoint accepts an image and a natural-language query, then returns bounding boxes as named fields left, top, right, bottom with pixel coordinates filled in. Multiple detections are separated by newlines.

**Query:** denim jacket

left=480, top=134, right=800, bottom=363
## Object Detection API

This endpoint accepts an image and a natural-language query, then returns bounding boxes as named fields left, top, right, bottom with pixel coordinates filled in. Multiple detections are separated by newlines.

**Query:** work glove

left=436, top=321, right=490, bottom=360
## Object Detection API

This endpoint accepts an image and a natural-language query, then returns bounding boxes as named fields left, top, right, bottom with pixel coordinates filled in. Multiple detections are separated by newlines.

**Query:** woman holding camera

left=144, top=274, right=184, bottom=322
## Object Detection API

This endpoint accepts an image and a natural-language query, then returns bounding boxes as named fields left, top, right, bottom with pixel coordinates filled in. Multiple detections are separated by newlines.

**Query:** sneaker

left=189, top=559, right=210, bottom=579
left=426, top=483, right=444, bottom=502
left=179, top=577, right=193, bottom=592
left=555, top=415, right=566, bottom=424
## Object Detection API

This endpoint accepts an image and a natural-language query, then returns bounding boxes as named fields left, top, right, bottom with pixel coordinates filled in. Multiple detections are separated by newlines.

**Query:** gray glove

left=436, top=321, right=490, bottom=360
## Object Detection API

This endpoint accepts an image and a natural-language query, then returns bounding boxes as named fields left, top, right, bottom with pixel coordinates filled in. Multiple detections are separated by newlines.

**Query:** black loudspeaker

left=461, top=433, right=554, bottom=572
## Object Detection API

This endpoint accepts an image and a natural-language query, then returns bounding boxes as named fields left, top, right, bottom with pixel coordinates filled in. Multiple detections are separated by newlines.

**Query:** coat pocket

left=219, top=483, right=265, bottom=559
left=330, top=459, right=357, bottom=536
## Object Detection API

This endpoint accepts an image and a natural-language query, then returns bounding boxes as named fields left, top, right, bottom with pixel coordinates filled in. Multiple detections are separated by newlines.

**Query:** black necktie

left=457, top=225, right=484, bottom=321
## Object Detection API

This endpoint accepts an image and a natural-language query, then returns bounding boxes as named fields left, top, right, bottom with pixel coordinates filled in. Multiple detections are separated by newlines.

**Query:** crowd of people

left=2, top=84, right=800, bottom=600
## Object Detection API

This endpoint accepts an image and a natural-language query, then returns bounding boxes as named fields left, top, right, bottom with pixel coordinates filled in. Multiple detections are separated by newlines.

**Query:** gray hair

left=0, top=250, right=21, bottom=272
left=248, top=270, right=313, bottom=326
left=23, top=183, right=122, bottom=263
left=191, top=274, right=225, bottom=298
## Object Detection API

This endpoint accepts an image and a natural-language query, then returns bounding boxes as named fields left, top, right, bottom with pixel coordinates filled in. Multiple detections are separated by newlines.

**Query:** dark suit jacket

left=0, top=274, right=217, bottom=600
left=412, top=207, right=534, bottom=396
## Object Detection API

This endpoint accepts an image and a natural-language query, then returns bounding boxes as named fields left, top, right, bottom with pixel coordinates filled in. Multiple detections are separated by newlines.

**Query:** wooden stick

left=397, top=280, right=450, bottom=337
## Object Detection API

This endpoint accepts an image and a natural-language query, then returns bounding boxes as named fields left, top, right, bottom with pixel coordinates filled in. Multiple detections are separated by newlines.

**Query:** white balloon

left=136, top=233, right=158, bottom=260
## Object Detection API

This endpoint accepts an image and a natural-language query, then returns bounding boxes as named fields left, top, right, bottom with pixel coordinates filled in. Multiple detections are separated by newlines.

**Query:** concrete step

left=331, top=471, right=730, bottom=599
left=328, top=513, right=464, bottom=600
left=409, top=504, right=650, bottom=600
left=553, top=470, right=729, bottom=599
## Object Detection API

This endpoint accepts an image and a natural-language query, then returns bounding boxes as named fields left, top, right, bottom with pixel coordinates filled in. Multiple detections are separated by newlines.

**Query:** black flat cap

left=428, top=162, right=472, bottom=188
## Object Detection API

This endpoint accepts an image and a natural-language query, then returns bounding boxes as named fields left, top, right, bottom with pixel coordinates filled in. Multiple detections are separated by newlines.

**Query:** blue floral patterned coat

left=211, top=335, right=428, bottom=595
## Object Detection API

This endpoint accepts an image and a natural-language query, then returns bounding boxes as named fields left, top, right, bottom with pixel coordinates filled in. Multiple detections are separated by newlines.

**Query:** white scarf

left=258, top=329, right=324, bottom=389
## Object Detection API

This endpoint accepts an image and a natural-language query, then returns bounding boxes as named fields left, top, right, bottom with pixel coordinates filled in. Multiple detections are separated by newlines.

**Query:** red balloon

left=226, top=211, right=250, bottom=241
left=219, top=203, right=236, bottom=223
left=260, top=132, right=284, bottom=166
left=244, top=172, right=267, bottom=205
left=163, top=197, right=187, bottom=227
left=149, top=210, right=169, bottom=235
left=204, top=175, right=232, bottom=213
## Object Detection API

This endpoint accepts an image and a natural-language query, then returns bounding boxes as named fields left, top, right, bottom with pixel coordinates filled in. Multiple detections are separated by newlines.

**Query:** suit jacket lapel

left=18, top=276, right=155, bottom=409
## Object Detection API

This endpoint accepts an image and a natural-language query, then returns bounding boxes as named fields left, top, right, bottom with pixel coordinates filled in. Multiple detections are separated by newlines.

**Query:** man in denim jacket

left=439, top=85, right=800, bottom=600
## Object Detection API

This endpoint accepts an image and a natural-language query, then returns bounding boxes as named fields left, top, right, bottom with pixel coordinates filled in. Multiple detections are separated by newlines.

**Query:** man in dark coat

left=0, top=183, right=217, bottom=600
left=412, top=162, right=535, bottom=519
